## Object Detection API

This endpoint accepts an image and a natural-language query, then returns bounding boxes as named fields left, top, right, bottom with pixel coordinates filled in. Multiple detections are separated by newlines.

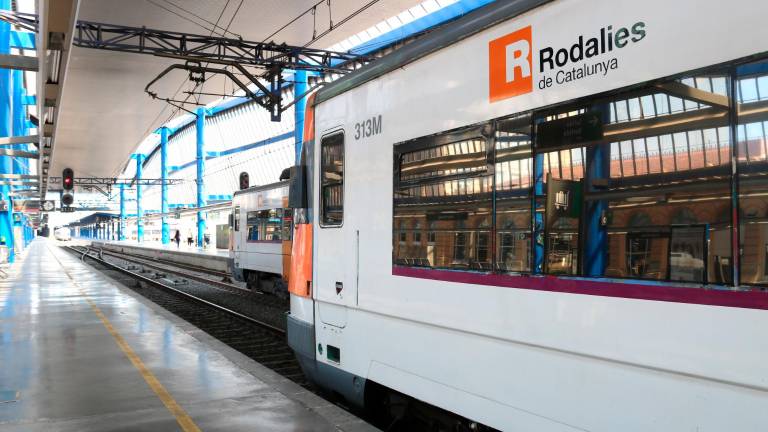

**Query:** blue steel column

left=0, top=1, right=14, bottom=262
left=195, top=108, right=206, bottom=247
left=293, top=70, right=308, bottom=163
left=160, top=127, right=170, bottom=244
left=11, top=70, right=26, bottom=175
left=585, top=144, right=608, bottom=277
left=119, top=183, right=126, bottom=240
left=135, top=154, right=145, bottom=242
left=12, top=69, right=26, bottom=250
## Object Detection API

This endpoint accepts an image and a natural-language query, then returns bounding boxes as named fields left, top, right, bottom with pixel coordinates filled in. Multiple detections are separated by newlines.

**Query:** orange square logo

left=489, top=26, right=533, bottom=102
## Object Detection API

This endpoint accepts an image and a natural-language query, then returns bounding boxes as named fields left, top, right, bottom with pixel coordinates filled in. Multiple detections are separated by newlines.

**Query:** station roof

left=46, top=0, right=428, bottom=186
left=65, top=211, right=118, bottom=227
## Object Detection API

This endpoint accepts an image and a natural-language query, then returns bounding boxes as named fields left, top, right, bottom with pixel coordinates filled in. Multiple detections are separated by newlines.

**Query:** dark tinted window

left=321, top=133, right=344, bottom=226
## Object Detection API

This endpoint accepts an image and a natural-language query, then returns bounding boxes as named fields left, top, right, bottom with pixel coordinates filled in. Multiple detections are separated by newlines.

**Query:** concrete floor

left=0, top=238, right=376, bottom=431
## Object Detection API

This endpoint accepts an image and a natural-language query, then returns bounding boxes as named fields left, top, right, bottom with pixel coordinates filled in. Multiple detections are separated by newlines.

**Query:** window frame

left=319, top=130, right=346, bottom=228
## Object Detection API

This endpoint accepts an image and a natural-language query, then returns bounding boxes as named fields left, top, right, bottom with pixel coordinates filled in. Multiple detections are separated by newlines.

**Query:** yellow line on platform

left=49, top=246, right=202, bottom=432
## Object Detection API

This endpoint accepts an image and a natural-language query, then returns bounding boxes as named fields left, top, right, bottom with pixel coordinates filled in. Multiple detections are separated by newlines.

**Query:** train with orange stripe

left=284, top=0, right=768, bottom=430
left=230, top=180, right=293, bottom=298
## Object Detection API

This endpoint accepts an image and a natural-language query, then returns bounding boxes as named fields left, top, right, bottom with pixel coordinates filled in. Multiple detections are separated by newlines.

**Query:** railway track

left=99, top=247, right=246, bottom=291
left=65, top=245, right=306, bottom=385
left=101, top=246, right=232, bottom=279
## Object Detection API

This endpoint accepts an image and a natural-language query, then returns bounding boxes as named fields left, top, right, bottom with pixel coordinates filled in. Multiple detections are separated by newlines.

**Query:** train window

left=246, top=209, right=284, bottom=242
left=394, top=125, right=492, bottom=270
left=737, top=59, right=768, bottom=286
left=234, top=206, right=240, bottom=231
left=595, top=70, right=732, bottom=283
left=390, top=60, right=768, bottom=289
left=320, top=132, right=344, bottom=226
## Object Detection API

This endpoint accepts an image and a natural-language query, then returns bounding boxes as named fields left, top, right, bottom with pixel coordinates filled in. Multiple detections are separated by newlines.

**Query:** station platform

left=89, top=240, right=230, bottom=273
left=0, top=239, right=375, bottom=432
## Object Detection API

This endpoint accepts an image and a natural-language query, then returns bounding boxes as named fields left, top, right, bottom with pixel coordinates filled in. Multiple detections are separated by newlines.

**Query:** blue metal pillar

left=160, top=127, right=170, bottom=244
left=533, top=154, right=545, bottom=274
left=0, top=1, right=14, bottom=262
left=293, top=70, right=308, bottom=163
left=11, top=69, right=26, bottom=175
left=585, top=144, right=609, bottom=277
left=135, top=154, right=145, bottom=243
left=195, top=108, right=206, bottom=247
left=11, top=69, right=26, bottom=251
left=119, top=183, right=126, bottom=240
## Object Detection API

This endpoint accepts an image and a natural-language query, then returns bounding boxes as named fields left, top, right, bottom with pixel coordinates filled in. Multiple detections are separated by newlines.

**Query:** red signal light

left=62, top=168, right=74, bottom=191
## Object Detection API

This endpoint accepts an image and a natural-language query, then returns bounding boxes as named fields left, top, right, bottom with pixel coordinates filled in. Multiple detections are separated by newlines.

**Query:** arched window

left=628, top=211, right=653, bottom=227
left=671, top=208, right=698, bottom=225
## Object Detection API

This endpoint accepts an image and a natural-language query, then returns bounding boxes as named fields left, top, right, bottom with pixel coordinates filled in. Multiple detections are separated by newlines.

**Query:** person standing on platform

left=187, top=228, right=194, bottom=247
left=174, top=230, right=181, bottom=248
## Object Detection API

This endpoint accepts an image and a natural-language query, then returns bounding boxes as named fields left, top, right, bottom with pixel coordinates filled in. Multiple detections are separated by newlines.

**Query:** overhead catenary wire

left=304, top=0, right=382, bottom=47
left=144, top=0, right=233, bottom=38
left=158, top=0, right=242, bottom=38
left=192, top=0, right=234, bottom=106
left=260, top=0, right=326, bottom=43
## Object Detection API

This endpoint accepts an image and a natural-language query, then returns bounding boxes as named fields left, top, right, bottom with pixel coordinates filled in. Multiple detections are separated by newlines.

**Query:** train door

left=314, top=130, right=354, bottom=327
left=233, top=203, right=243, bottom=257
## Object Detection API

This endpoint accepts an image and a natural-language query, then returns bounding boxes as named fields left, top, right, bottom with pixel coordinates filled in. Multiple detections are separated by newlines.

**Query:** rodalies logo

left=488, top=26, right=533, bottom=102
left=489, top=22, right=647, bottom=103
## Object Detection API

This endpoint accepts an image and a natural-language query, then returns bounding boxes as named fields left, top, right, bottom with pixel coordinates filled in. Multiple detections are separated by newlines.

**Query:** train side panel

left=300, top=0, right=768, bottom=430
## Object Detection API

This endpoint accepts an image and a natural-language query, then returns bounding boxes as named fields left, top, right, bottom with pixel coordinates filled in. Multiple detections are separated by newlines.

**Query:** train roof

left=232, top=180, right=290, bottom=198
left=315, top=0, right=551, bottom=106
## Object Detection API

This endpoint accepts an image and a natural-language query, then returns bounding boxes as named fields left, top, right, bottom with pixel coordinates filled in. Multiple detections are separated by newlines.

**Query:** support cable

left=304, top=0, right=382, bottom=47
left=260, top=0, right=325, bottom=43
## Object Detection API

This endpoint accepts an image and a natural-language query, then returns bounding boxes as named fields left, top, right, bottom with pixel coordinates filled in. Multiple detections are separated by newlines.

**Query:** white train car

left=231, top=181, right=293, bottom=296
left=287, top=0, right=768, bottom=430
left=54, top=227, right=71, bottom=241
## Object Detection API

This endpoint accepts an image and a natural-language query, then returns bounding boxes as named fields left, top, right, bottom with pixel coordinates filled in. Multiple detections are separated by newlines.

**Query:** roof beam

left=0, top=148, right=39, bottom=158
left=0, top=174, right=38, bottom=179
left=0, top=180, right=39, bottom=185
left=655, top=81, right=730, bottom=109
left=0, top=54, right=38, bottom=71
left=0, top=134, right=39, bottom=146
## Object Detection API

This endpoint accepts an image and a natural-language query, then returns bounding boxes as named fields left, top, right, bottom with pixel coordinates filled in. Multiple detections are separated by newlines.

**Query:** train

left=281, top=0, right=768, bottom=430
left=230, top=180, right=293, bottom=298
left=54, top=227, right=71, bottom=241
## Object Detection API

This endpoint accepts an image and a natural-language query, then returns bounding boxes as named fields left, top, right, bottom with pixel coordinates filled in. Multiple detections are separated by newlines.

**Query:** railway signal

left=239, top=172, right=249, bottom=190
left=62, top=168, right=74, bottom=208
left=62, top=168, right=74, bottom=190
